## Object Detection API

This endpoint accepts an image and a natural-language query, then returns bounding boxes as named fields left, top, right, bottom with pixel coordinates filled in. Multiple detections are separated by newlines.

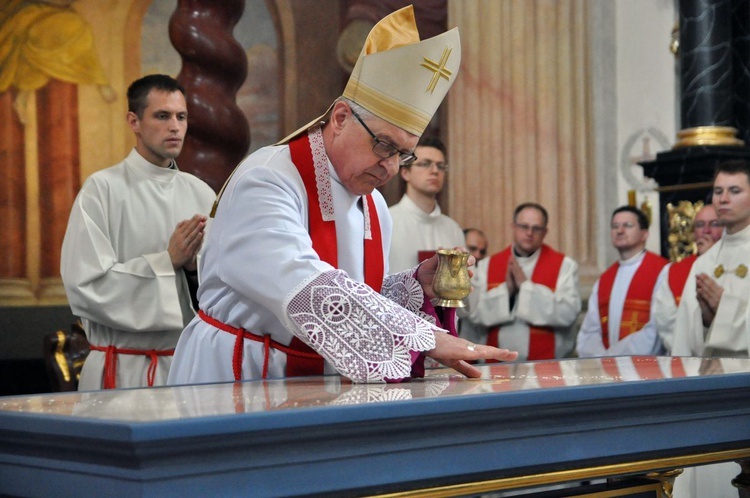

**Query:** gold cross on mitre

left=714, top=264, right=748, bottom=278
left=421, top=47, right=453, bottom=94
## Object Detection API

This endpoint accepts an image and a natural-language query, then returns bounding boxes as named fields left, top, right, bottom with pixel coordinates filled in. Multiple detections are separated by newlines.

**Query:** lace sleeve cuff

left=283, top=269, right=438, bottom=383
left=381, top=266, right=434, bottom=317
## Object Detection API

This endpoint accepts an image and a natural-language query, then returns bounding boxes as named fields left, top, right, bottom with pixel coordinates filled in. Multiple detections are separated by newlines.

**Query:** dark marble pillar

left=733, top=0, right=750, bottom=145
left=642, top=0, right=750, bottom=258
left=679, top=0, right=734, bottom=130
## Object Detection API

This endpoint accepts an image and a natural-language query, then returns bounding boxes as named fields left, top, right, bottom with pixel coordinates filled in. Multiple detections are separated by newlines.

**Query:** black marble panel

left=733, top=0, right=750, bottom=144
left=679, top=0, right=735, bottom=128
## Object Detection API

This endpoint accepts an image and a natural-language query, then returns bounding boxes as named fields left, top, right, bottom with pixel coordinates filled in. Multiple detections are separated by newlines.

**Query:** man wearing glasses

left=652, top=203, right=723, bottom=353
left=576, top=206, right=669, bottom=357
left=466, top=203, right=581, bottom=361
left=168, top=6, right=518, bottom=387
left=388, top=136, right=465, bottom=273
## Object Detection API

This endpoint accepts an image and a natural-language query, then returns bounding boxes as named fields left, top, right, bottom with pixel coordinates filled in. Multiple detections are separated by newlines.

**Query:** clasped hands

left=168, top=214, right=208, bottom=271
left=505, top=254, right=527, bottom=295
left=696, top=273, right=724, bottom=327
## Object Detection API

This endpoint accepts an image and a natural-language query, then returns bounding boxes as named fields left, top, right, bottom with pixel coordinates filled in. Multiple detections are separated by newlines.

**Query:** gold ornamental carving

left=673, top=126, right=745, bottom=148
left=666, top=200, right=702, bottom=262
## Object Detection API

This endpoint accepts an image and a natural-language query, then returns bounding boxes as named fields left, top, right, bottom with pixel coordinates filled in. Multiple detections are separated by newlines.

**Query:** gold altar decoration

left=666, top=200, right=702, bottom=262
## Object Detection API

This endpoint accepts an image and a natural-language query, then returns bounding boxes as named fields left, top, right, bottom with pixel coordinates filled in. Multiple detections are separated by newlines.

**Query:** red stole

left=486, top=245, right=565, bottom=360
left=285, top=130, right=385, bottom=376
left=667, top=254, right=696, bottom=306
left=597, top=251, right=668, bottom=348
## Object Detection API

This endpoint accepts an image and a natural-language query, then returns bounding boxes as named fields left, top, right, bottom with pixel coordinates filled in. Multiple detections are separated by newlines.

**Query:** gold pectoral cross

left=714, top=264, right=748, bottom=278
left=421, top=47, right=453, bottom=93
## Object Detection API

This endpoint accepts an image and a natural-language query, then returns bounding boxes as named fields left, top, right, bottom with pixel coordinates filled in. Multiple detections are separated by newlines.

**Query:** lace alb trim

left=362, top=196, right=372, bottom=240
left=308, top=127, right=335, bottom=221
left=283, top=269, right=437, bottom=383
left=381, top=268, right=436, bottom=325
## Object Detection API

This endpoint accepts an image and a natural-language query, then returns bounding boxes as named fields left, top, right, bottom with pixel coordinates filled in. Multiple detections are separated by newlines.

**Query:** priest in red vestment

left=467, top=203, right=581, bottom=361
left=576, top=206, right=668, bottom=357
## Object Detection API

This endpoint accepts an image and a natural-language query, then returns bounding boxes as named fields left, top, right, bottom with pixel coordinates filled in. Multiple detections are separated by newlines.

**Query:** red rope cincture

left=198, top=310, right=321, bottom=380
left=88, top=344, right=175, bottom=389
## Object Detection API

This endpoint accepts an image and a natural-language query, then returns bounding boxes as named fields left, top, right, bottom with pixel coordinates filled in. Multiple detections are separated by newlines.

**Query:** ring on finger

left=466, top=343, right=476, bottom=352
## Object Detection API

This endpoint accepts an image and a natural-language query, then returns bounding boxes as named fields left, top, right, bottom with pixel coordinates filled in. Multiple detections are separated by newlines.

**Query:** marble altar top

left=2, top=356, right=749, bottom=424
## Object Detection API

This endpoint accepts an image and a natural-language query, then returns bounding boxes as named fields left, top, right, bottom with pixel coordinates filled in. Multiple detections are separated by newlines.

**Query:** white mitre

left=280, top=5, right=461, bottom=142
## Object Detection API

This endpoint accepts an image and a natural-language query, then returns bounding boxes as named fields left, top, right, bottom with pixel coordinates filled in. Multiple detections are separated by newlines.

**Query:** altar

left=1, top=356, right=750, bottom=497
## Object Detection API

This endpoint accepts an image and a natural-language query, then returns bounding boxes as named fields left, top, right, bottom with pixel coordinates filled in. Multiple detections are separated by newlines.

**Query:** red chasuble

left=286, top=131, right=385, bottom=376
left=597, top=251, right=668, bottom=348
left=485, top=245, right=565, bottom=360
left=667, top=254, right=696, bottom=306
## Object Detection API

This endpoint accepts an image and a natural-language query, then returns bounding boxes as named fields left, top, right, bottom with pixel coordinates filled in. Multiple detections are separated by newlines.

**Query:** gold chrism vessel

left=432, top=249, right=471, bottom=307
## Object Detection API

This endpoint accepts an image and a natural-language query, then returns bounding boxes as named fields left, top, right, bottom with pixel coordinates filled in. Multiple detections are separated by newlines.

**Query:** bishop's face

left=331, top=106, right=418, bottom=196
left=713, top=172, right=750, bottom=234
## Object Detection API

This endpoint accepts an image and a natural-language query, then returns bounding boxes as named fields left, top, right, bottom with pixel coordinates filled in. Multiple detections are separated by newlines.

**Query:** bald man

left=652, top=204, right=723, bottom=353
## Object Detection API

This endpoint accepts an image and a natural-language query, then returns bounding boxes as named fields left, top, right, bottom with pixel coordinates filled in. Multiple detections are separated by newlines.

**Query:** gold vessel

left=432, top=249, right=470, bottom=308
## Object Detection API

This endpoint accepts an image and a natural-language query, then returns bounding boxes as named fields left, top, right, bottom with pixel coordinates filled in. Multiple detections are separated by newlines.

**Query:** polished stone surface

left=1, top=356, right=748, bottom=422
left=2, top=356, right=750, bottom=497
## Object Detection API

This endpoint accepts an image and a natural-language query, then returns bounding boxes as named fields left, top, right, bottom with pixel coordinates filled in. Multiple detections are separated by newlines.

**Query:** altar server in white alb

left=61, top=75, right=216, bottom=390
left=671, top=161, right=750, bottom=498
left=168, top=5, right=518, bottom=386
left=673, top=159, right=750, bottom=359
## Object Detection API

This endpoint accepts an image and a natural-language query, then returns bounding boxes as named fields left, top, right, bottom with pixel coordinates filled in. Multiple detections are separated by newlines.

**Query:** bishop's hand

left=426, top=331, right=518, bottom=378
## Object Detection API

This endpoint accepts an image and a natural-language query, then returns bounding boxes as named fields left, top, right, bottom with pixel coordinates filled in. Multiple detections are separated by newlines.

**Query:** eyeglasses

left=514, top=223, right=546, bottom=234
left=351, top=110, right=417, bottom=166
left=467, top=245, right=487, bottom=257
left=694, top=220, right=721, bottom=229
left=610, top=222, right=637, bottom=230
left=412, top=160, right=449, bottom=172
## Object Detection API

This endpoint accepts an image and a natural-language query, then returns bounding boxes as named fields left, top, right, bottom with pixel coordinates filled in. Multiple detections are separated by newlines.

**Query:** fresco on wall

left=0, top=0, right=116, bottom=303
left=0, top=0, right=116, bottom=123
left=142, top=0, right=279, bottom=152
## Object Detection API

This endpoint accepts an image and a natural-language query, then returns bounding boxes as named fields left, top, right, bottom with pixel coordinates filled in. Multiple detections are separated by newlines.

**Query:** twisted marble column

left=169, top=0, right=250, bottom=192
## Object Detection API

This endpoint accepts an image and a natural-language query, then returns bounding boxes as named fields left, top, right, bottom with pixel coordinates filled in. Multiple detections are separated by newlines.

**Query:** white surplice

left=388, top=194, right=465, bottom=273
left=651, top=263, right=677, bottom=353
left=671, top=227, right=750, bottom=498
left=168, top=130, right=440, bottom=385
left=60, top=149, right=216, bottom=390
left=466, top=246, right=581, bottom=360
left=673, top=224, right=750, bottom=357
left=576, top=251, right=666, bottom=357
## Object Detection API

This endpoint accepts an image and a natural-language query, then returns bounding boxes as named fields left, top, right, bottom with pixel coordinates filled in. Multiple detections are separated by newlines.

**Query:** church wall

left=613, top=0, right=677, bottom=259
